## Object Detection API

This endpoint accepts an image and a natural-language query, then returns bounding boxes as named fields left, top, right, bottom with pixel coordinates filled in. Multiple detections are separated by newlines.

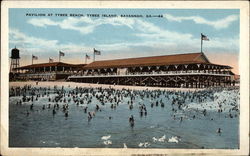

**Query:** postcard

left=1, top=1, right=249, bottom=156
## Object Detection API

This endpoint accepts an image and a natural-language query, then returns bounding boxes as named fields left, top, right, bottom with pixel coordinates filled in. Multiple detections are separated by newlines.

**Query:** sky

left=9, top=9, right=239, bottom=74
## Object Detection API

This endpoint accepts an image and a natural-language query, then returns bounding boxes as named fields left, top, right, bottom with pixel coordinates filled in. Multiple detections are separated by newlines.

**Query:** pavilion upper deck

left=74, top=52, right=234, bottom=77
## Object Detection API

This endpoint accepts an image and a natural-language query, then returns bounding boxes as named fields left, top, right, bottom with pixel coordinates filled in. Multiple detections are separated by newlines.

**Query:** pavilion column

left=44, top=67, right=45, bottom=72
left=111, top=68, right=114, bottom=74
left=197, top=64, right=200, bottom=72
left=148, top=66, right=151, bottom=73
left=63, top=67, right=65, bottom=72
left=174, top=65, right=178, bottom=71
left=50, top=66, right=51, bottom=72
left=55, top=66, right=57, bottom=72
left=184, top=65, right=188, bottom=73
left=99, top=69, right=102, bottom=74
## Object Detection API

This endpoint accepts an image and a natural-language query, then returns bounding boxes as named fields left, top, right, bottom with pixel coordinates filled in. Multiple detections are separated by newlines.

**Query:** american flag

left=94, top=48, right=101, bottom=55
left=49, top=58, right=54, bottom=63
left=201, top=33, right=209, bottom=41
left=32, top=55, right=38, bottom=60
left=86, top=54, right=90, bottom=59
left=59, top=51, right=65, bottom=56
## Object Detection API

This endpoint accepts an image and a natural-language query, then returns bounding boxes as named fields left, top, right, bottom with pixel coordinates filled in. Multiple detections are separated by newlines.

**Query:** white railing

left=69, top=70, right=232, bottom=78
left=20, top=71, right=74, bottom=76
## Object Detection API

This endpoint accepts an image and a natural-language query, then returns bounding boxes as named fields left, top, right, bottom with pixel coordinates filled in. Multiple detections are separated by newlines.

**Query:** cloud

left=9, top=28, right=103, bottom=65
left=9, top=28, right=93, bottom=59
left=164, top=14, right=238, bottom=29
left=27, top=17, right=135, bottom=35
left=28, top=16, right=191, bottom=39
left=27, top=18, right=58, bottom=27
left=25, top=15, right=239, bottom=53
left=27, top=16, right=204, bottom=45
left=9, top=28, right=59, bottom=48
left=26, top=16, right=238, bottom=50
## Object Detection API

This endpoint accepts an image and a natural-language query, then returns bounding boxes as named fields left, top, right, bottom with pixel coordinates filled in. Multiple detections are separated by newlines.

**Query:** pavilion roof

left=83, top=52, right=231, bottom=69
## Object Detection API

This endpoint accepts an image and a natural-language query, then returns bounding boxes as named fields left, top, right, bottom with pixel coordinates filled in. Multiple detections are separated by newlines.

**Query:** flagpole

left=201, top=33, right=203, bottom=53
left=85, top=54, right=87, bottom=64
left=59, top=51, right=61, bottom=62
left=93, top=48, right=95, bottom=62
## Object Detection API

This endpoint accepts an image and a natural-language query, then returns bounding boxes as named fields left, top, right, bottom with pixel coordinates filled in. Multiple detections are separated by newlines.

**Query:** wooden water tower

left=10, top=47, right=20, bottom=73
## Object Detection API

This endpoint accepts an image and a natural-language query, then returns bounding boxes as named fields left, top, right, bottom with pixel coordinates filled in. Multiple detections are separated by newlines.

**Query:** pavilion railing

left=20, top=71, right=76, bottom=75
left=69, top=70, right=232, bottom=78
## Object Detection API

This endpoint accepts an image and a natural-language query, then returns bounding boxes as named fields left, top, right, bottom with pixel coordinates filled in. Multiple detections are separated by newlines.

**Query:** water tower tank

left=11, top=47, right=20, bottom=59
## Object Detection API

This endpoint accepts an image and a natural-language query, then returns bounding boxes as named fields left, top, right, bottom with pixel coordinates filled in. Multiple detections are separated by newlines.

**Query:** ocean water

left=9, top=85, right=239, bottom=148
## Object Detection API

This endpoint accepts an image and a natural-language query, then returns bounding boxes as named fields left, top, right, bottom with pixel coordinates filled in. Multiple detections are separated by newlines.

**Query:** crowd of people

left=10, top=84, right=239, bottom=133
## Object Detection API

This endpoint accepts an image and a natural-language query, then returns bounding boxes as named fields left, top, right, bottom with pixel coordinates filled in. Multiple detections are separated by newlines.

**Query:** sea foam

left=152, top=135, right=166, bottom=142
left=123, top=143, right=127, bottom=148
left=168, top=136, right=180, bottom=143
left=101, top=135, right=111, bottom=140
left=103, top=140, right=112, bottom=145
left=138, top=142, right=150, bottom=148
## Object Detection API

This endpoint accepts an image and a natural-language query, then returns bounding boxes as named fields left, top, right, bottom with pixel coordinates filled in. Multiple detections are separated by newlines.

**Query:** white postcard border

left=1, top=1, right=249, bottom=156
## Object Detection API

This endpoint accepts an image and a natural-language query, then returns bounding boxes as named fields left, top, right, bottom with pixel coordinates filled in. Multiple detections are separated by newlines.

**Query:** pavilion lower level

left=69, top=73, right=234, bottom=88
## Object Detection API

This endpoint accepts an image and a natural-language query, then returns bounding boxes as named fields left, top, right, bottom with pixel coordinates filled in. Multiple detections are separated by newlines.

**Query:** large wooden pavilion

left=68, top=52, right=236, bottom=88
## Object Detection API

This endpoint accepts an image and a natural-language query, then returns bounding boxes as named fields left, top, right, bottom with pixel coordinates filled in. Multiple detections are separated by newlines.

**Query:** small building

left=15, top=62, right=86, bottom=81
left=68, top=52, right=236, bottom=88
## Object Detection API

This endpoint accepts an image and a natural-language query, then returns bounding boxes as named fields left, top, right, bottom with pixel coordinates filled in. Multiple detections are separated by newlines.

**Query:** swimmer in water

left=217, top=128, right=222, bottom=134
left=53, top=109, right=56, bottom=115
left=65, top=111, right=68, bottom=117
left=30, top=104, right=34, bottom=110
left=129, top=115, right=135, bottom=127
